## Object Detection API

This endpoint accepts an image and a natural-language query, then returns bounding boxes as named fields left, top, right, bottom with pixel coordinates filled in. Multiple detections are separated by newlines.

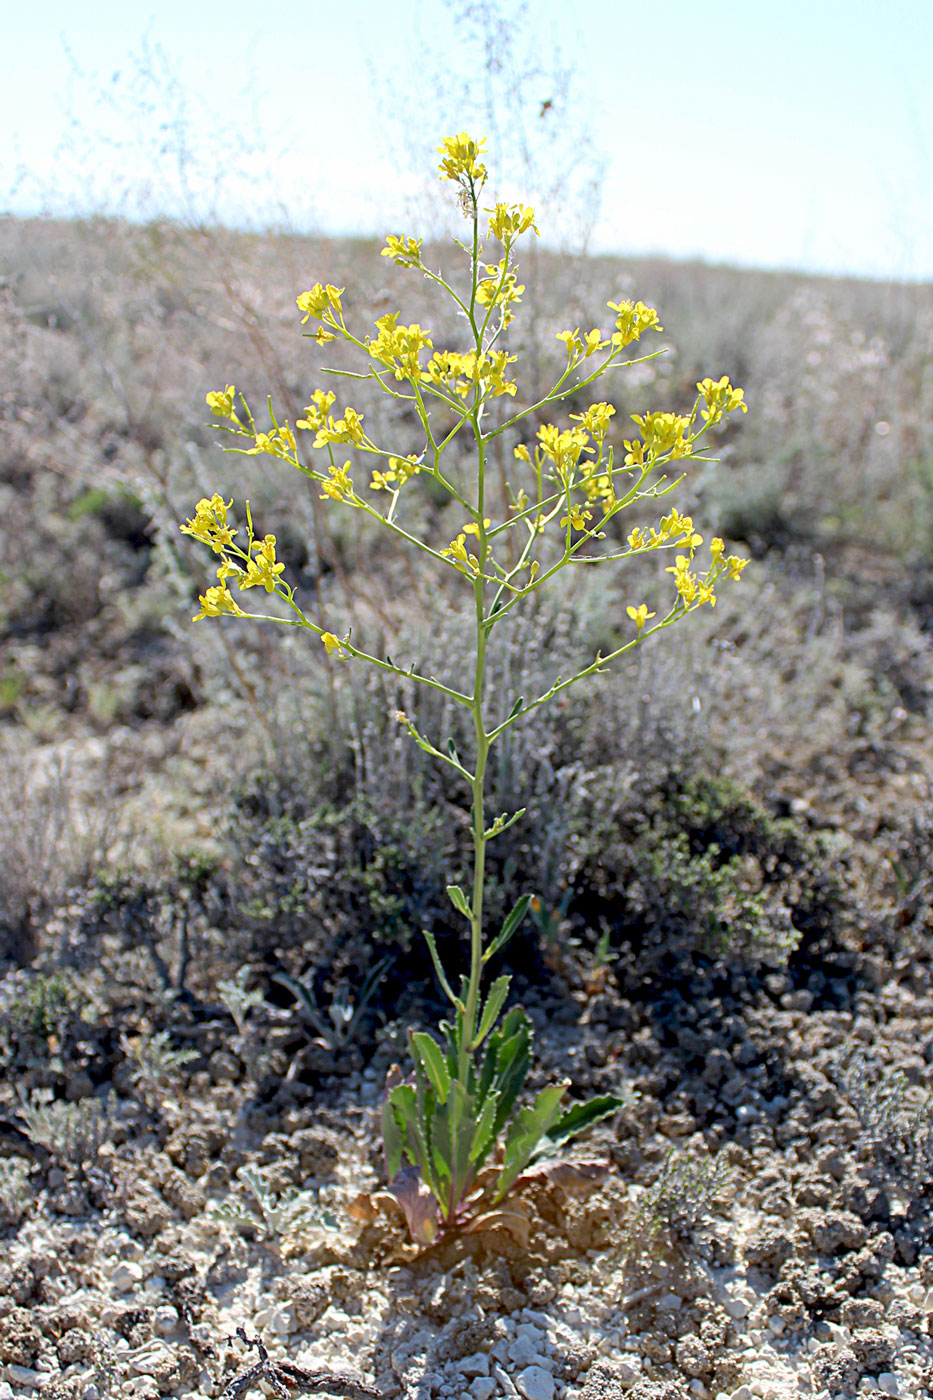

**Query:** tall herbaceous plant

left=182, top=135, right=749, bottom=1244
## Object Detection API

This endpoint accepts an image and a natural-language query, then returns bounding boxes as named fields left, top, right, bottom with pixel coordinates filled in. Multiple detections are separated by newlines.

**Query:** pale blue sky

left=3, top=0, right=931, bottom=280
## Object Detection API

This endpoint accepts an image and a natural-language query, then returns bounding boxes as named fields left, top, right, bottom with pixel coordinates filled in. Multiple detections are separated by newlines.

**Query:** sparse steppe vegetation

left=2, top=211, right=933, bottom=1398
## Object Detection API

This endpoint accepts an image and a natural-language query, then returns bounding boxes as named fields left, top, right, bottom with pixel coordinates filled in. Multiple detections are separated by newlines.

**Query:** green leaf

left=388, top=1081, right=440, bottom=1198
left=382, top=1082, right=404, bottom=1180
left=473, top=975, right=511, bottom=1049
left=430, top=1079, right=475, bottom=1212
left=508, top=695, right=524, bottom=719
left=411, top=1032, right=451, bottom=1105
left=494, top=1082, right=568, bottom=1201
left=539, top=1093, right=626, bottom=1153
left=483, top=808, right=527, bottom=841
left=422, top=930, right=463, bottom=1009
left=469, top=1086, right=500, bottom=1168
left=446, top=884, right=472, bottom=921
left=483, top=893, right=533, bottom=964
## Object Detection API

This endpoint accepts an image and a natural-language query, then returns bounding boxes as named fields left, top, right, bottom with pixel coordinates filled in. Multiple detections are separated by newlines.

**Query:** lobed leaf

left=494, top=1081, right=568, bottom=1200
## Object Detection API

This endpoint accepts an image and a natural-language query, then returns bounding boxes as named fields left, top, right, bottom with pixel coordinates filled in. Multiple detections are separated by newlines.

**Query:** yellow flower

left=560, top=504, right=592, bottom=532
left=513, top=444, right=532, bottom=464
left=296, top=284, right=344, bottom=323
left=180, top=495, right=237, bottom=553
left=626, top=604, right=656, bottom=632
left=607, top=299, right=662, bottom=349
left=441, top=533, right=479, bottom=574
left=320, top=631, right=352, bottom=659
left=205, top=385, right=239, bottom=420
left=437, top=132, right=488, bottom=185
left=192, top=582, right=245, bottom=622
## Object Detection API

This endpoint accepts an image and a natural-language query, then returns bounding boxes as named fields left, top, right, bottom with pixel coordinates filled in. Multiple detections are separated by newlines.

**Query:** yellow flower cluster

left=625, top=411, right=693, bottom=466
left=627, top=509, right=703, bottom=554
left=475, top=261, right=525, bottom=325
left=486, top=202, right=539, bottom=243
left=569, top=402, right=616, bottom=441
left=319, top=460, right=356, bottom=504
left=296, top=389, right=337, bottom=435
left=368, top=314, right=434, bottom=381
left=697, top=376, right=748, bottom=424
left=422, top=348, right=517, bottom=399
left=556, top=328, right=607, bottom=364
left=381, top=235, right=424, bottom=268
left=607, top=299, right=662, bottom=349
left=244, top=424, right=297, bottom=461
left=297, top=284, right=344, bottom=323
left=370, top=455, right=423, bottom=491
left=311, top=406, right=367, bottom=450
left=181, top=495, right=237, bottom=553
left=192, top=583, right=245, bottom=621
left=438, top=132, right=488, bottom=185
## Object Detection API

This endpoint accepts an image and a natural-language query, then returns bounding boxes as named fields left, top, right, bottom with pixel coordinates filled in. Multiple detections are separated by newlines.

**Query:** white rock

left=0, top=1383, right=14, bottom=1400
left=471, top=1382, right=496, bottom=1400
left=615, top=1359, right=641, bottom=1385
left=516, top=1365, right=555, bottom=1400
left=729, top=1387, right=752, bottom=1400
left=110, top=1261, right=145, bottom=1292
left=129, top=1346, right=174, bottom=1376
left=658, top=1293, right=683, bottom=1311
left=153, top=1305, right=180, bottom=1337
left=724, top=1297, right=751, bottom=1319
left=878, top=1376, right=899, bottom=1397
left=766, top=1315, right=785, bottom=1336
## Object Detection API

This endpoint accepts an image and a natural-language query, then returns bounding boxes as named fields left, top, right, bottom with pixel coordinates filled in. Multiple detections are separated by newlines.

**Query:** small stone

left=877, top=1374, right=899, bottom=1396
left=517, top=1365, right=555, bottom=1400
left=461, top=1354, right=491, bottom=1378
left=471, top=1382, right=496, bottom=1400
left=4, top=1366, right=41, bottom=1386
left=110, top=1261, right=145, bottom=1292
left=658, top=1293, right=683, bottom=1312
left=724, top=1297, right=750, bottom=1319
left=729, top=1388, right=752, bottom=1400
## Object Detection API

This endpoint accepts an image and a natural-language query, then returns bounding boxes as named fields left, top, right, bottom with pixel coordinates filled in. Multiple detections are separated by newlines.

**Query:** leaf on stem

left=473, top=975, right=511, bottom=1049
left=483, top=893, right=533, bottom=963
left=422, top=930, right=463, bottom=1010
left=539, top=1093, right=627, bottom=1152
left=410, top=1031, right=451, bottom=1104
left=446, top=884, right=472, bottom=920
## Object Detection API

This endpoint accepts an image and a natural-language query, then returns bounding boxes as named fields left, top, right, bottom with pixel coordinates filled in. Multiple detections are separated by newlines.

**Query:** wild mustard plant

left=182, top=133, right=748, bottom=1243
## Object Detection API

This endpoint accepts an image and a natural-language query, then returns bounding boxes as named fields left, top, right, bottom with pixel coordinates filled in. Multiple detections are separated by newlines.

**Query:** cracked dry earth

left=3, top=936, right=933, bottom=1400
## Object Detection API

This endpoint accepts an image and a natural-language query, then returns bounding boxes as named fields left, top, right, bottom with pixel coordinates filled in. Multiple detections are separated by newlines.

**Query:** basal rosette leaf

left=493, top=1081, right=568, bottom=1201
